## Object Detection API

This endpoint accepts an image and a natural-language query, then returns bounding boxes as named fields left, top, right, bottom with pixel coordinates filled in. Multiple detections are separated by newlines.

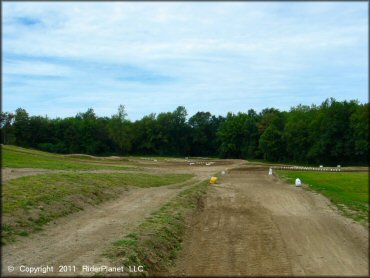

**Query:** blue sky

left=3, top=2, right=368, bottom=120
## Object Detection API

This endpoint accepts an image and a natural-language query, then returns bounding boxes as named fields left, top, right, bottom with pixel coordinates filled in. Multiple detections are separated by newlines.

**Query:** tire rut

left=170, top=169, right=368, bottom=276
left=171, top=182, right=292, bottom=276
left=2, top=185, right=189, bottom=276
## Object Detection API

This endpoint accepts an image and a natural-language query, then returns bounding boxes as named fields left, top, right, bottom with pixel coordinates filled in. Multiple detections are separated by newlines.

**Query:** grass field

left=277, top=170, right=368, bottom=222
left=2, top=145, right=138, bottom=170
left=2, top=172, right=193, bottom=244
left=105, top=180, right=208, bottom=275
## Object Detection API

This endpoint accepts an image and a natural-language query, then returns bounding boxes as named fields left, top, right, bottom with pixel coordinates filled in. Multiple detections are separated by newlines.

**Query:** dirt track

left=2, top=161, right=368, bottom=276
left=2, top=186, right=186, bottom=276
left=2, top=168, right=148, bottom=181
left=170, top=168, right=368, bottom=276
left=1, top=161, right=235, bottom=277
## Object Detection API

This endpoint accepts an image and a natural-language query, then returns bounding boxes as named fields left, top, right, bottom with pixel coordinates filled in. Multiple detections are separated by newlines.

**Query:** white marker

left=295, top=178, right=302, bottom=187
left=268, top=168, right=273, bottom=176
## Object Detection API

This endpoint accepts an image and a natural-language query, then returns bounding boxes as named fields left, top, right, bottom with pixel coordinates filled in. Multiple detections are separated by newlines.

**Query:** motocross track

left=1, top=160, right=239, bottom=277
left=2, top=160, right=368, bottom=276
left=170, top=167, right=368, bottom=276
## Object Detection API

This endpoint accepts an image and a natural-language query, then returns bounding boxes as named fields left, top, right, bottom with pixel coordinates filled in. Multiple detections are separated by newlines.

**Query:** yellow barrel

left=209, top=176, right=218, bottom=184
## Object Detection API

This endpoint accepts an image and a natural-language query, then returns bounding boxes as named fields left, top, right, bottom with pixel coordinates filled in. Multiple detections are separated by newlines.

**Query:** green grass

left=2, top=145, right=137, bottom=170
left=104, top=180, right=208, bottom=276
left=63, top=154, right=96, bottom=160
left=2, top=172, right=193, bottom=245
left=277, top=170, right=369, bottom=222
left=3, top=145, right=61, bottom=157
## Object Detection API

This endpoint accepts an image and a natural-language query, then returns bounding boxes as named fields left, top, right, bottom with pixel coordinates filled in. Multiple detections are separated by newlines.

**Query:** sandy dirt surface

left=170, top=168, right=368, bottom=276
left=2, top=168, right=147, bottom=181
left=2, top=186, right=187, bottom=276
left=1, top=160, right=239, bottom=277
left=2, top=160, right=368, bottom=276
left=2, top=168, right=58, bottom=181
left=1, top=158, right=238, bottom=181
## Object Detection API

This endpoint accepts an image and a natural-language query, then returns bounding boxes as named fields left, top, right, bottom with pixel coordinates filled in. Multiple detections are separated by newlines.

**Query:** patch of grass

left=17, top=231, right=29, bottom=237
left=3, top=145, right=60, bottom=156
left=2, top=172, right=193, bottom=245
left=277, top=170, right=368, bottom=222
left=2, top=145, right=137, bottom=170
left=104, top=181, right=208, bottom=276
left=63, top=154, right=95, bottom=160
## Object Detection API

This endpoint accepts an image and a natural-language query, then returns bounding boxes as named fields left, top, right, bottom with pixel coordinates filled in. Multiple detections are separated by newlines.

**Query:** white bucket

left=295, top=178, right=302, bottom=187
left=268, top=168, right=273, bottom=176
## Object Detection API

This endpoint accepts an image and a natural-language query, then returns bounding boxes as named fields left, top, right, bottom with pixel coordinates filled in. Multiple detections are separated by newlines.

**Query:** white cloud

left=2, top=2, right=368, bottom=119
left=4, top=60, right=76, bottom=77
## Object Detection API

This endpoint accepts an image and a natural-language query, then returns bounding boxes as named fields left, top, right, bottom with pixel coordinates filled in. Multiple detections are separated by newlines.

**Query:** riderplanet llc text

left=6, top=264, right=144, bottom=274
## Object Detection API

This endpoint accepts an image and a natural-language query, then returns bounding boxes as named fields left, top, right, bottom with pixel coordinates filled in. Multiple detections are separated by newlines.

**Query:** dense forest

left=1, top=98, right=368, bottom=165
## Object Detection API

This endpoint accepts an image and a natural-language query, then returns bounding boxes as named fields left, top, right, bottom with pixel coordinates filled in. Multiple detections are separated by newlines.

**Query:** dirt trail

left=171, top=169, right=368, bottom=276
left=2, top=158, right=240, bottom=181
left=1, top=168, right=144, bottom=181
left=4, top=160, right=364, bottom=276
left=2, top=185, right=186, bottom=276
left=2, top=161, right=240, bottom=277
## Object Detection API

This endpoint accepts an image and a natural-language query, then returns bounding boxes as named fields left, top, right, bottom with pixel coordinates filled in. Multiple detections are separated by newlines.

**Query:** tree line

left=1, top=98, right=368, bottom=165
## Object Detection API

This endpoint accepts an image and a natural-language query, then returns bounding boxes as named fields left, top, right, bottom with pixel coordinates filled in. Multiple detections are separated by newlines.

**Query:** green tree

left=0, top=112, right=15, bottom=144
left=29, top=116, right=51, bottom=148
left=259, top=124, right=285, bottom=161
left=3, top=99, right=368, bottom=165
left=307, top=98, right=358, bottom=165
left=350, top=103, right=369, bottom=164
left=13, top=108, right=30, bottom=147
left=131, top=114, right=159, bottom=154
left=189, top=112, right=215, bottom=156
left=283, top=105, right=313, bottom=163
left=108, top=105, right=132, bottom=154
left=217, top=112, right=259, bottom=159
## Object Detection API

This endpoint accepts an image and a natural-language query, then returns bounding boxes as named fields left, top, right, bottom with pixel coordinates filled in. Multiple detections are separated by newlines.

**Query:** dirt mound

left=230, top=166, right=269, bottom=171
left=2, top=168, right=143, bottom=181
left=2, top=168, right=57, bottom=181
left=63, top=154, right=98, bottom=159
